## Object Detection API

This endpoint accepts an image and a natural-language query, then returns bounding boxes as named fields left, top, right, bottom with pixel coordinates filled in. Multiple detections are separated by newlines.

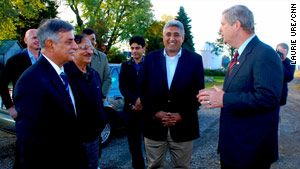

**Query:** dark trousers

left=13, top=140, right=21, bottom=169
left=127, top=110, right=145, bottom=169
left=221, top=162, right=271, bottom=169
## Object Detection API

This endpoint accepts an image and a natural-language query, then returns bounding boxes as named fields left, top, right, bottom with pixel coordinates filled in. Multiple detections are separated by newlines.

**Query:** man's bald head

left=24, top=29, right=40, bottom=51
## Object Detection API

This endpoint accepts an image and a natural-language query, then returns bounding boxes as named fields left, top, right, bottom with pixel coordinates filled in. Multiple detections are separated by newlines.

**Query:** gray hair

left=277, top=43, right=289, bottom=53
left=163, top=20, right=185, bottom=35
left=223, top=5, right=255, bottom=34
left=37, top=19, right=74, bottom=49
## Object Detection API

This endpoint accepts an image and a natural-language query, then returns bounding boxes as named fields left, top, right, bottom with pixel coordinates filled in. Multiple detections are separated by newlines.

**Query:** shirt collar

left=42, top=54, right=64, bottom=75
left=27, top=49, right=41, bottom=64
left=130, top=57, right=144, bottom=65
left=164, top=48, right=182, bottom=59
left=237, top=34, right=256, bottom=57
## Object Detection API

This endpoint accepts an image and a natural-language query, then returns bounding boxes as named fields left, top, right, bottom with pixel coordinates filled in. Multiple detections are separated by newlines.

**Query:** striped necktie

left=228, top=51, right=239, bottom=76
left=60, top=72, right=76, bottom=115
left=60, top=72, right=70, bottom=94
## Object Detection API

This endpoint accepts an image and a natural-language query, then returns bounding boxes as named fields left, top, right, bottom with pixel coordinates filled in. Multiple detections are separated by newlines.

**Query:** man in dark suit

left=139, top=20, right=204, bottom=169
left=13, top=19, right=86, bottom=169
left=197, top=5, right=283, bottom=169
left=0, top=29, right=41, bottom=119
left=276, top=43, right=295, bottom=106
left=119, top=36, right=146, bottom=169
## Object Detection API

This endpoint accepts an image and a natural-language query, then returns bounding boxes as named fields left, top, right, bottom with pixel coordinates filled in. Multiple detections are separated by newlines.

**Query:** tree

left=0, top=0, right=57, bottom=45
left=15, top=0, right=59, bottom=47
left=212, top=32, right=235, bottom=59
left=0, top=0, right=58, bottom=46
left=175, top=6, right=195, bottom=51
left=144, top=20, right=165, bottom=53
left=67, top=0, right=154, bottom=54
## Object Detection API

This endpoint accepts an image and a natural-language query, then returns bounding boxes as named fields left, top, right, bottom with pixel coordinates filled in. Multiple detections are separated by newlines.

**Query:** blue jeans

left=83, top=136, right=100, bottom=169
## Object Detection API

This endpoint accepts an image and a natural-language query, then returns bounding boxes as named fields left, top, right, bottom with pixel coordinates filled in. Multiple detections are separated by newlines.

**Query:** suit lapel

left=22, top=49, right=33, bottom=67
left=41, top=57, right=75, bottom=113
left=223, top=36, right=259, bottom=91
left=159, top=50, right=169, bottom=91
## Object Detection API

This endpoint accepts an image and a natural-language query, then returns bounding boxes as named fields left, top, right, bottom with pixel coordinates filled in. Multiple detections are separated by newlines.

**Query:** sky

left=58, top=0, right=299, bottom=64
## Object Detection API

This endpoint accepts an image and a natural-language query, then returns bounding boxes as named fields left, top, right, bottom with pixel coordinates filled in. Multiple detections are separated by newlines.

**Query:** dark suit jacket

left=220, top=36, right=283, bottom=168
left=0, top=49, right=32, bottom=109
left=119, top=58, right=144, bottom=112
left=280, top=58, right=295, bottom=105
left=139, top=48, right=204, bottom=142
left=14, top=56, right=86, bottom=169
left=64, top=61, right=106, bottom=143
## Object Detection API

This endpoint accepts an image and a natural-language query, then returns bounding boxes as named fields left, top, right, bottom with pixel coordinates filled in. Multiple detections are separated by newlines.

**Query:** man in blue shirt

left=119, top=36, right=146, bottom=169
left=0, top=29, right=41, bottom=119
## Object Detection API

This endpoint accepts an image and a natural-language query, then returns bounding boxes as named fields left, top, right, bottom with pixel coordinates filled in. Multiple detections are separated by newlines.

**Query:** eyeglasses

left=78, top=45, right=94, bottom=50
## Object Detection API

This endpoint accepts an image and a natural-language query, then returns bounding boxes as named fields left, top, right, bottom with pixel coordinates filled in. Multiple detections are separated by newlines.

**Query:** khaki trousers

left=144, top=130, right=193, bottom=169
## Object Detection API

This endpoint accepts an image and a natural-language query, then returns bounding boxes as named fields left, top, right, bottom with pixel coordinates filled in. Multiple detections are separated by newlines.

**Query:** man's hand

left=197, top=85, right=225, bottom=108
left=132, top=98, right=143, bottom=111
left=8, top=106, right=18, bottom=119
left=155, top=111, right=182, bottom=126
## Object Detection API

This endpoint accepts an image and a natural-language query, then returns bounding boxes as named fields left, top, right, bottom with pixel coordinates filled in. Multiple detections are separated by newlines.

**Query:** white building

left=199, top=42, right=222, bottom=70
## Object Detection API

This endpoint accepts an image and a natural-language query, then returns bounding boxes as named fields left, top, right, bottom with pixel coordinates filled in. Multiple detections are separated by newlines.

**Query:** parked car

left=0, top=64, right=126, bottom=148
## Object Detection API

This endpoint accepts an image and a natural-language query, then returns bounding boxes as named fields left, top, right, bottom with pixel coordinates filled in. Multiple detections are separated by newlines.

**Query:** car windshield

left=110, top=65, right=120, bottom=89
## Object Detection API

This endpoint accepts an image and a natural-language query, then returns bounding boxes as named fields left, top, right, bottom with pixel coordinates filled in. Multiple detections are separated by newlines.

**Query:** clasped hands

left=154, top=111, right=182, bottom=126
left=196, top=85, right=225, bottom=108
left=131, top=98, right=143, bottom=111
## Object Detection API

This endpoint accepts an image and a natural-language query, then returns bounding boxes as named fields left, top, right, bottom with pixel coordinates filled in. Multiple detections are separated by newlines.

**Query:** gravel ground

left=0, top=78, right=299, bottom=169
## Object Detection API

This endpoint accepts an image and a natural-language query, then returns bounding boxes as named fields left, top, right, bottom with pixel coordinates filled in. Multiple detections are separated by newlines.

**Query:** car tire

left=100, top=109, right=115, bottom=148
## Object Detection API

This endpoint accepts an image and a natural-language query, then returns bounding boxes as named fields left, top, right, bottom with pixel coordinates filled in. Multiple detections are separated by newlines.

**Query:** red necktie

left=228, top=51, right=239, bottom=76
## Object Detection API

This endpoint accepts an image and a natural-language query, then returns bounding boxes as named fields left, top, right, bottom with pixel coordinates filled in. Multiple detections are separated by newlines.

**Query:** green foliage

left=107, top=46, right=126, bottom=63
left=146, top=36, right=163, bottom=54
left=212, top=32, right=235, bottom=59
left=144, top=20, right=165, bottom=53
left=175, top=6, right=195, bottom=51
left=204, top=69, right=226, bottom=76
left=67, top=0, right=154, bottom=54
left=0, top=0, right=58, bottom=46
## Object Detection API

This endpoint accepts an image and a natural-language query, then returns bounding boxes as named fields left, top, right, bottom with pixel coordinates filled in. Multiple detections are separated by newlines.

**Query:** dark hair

left=74, top=34, right=86, bottom=44
left=129, top=36, right=146, bottom=47
left=82, top=28, right=96, bottom=35
left=37, top=19, right=74, bottom=48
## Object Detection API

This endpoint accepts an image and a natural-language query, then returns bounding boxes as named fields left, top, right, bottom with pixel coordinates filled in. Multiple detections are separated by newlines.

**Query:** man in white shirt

left=139, top=20, right=205, bottom=169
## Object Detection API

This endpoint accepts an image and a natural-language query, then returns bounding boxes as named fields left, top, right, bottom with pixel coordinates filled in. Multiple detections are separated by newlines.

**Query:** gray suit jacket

left=90, top=49, right=112, bottom=98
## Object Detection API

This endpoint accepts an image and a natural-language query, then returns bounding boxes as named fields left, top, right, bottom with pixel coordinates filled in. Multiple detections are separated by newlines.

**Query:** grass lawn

left=205, top=76, right=225, bottom=89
